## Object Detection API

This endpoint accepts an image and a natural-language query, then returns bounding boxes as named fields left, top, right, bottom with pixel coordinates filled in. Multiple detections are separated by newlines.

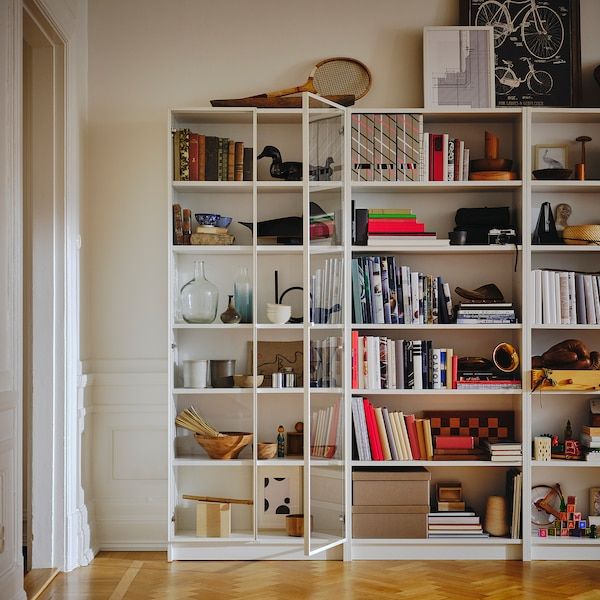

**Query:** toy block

left=568, top=521, right=575, bottom=529
left=574, top=512, right=581, bottom=521
left=567, top=504, right=575, bottom=514
left=539, top=528, right=548, bottom=537
left=579, top=520, right=587, bottom=528
left=560, top=512, right=567, bottom=521
left=568, top=512, right=575, bottom=521
left=567, top=495, right=576, bottom=505
left=561, top=528, right=569, bottom=536
left=561, top=520, right=568, bottom=529
left=548, top=528, right=556, bottom=536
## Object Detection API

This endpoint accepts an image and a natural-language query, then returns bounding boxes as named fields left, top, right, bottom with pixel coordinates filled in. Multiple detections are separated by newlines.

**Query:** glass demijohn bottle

left=234, top=266, right=252, bottom=323
left=180, top=260, right=218, bottom=323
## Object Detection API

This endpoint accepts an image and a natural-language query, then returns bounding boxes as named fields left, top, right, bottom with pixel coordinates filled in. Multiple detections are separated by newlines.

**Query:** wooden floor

left=37, top=552, right=600, bottom=599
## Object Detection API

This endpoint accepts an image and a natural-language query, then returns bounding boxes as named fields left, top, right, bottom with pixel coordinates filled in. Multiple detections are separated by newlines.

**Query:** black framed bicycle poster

left=459, top=0, right=581, bottom=107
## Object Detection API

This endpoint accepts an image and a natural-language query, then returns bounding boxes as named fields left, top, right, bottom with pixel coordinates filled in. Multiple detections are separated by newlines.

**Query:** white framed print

left=257, top=466, right=302, bottom=529
left=423, top=26, right=495, bottom=109
left=535, top=144, right=569, bottom=170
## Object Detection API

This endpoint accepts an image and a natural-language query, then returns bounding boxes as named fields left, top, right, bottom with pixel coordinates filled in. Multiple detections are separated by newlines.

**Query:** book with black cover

left=205, top=136, right=219, bottom=181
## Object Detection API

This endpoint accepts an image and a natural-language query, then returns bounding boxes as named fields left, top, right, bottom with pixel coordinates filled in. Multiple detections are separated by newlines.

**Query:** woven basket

left=562, top=224, right=600, bottom=245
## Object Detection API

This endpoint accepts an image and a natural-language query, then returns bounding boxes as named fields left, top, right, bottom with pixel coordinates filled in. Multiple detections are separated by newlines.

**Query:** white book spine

left=559, top=272, right=570, bottom=325
left=356, top=397, right=371, bottom=460
left=351, top=399, right=365, bottom=461
left=584, top=275, right=597, bottom=325
left=534, top=269, right=542, bottom=325
left=542, top=270, right=551, bottom=324
left=593, top=275, right=600, bottom=325
left=397, top=412, right=413, bottom=460
left=410, top=271, right=420, bottom=324
left=568, top=271, right=577, bottom=325
left=554, top=272, right=561, bottom=324
left=462, top=148, right=470, bottom=181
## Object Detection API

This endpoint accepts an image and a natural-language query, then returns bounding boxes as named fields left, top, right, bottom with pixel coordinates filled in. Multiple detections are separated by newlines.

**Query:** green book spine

left=368, top=213, right=416, bottom=219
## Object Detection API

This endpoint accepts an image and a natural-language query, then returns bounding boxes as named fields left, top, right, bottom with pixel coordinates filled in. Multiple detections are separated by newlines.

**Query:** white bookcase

left=167, top=98, right=600, bottom=561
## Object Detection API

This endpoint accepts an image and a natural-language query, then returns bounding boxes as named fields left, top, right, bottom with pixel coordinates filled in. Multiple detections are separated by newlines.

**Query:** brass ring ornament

left=493, top=342, right=520, bottom=373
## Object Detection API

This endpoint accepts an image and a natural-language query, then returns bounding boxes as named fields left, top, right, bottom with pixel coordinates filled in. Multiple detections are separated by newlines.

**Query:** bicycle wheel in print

left=521, top=6, right=564, bottom=60
left=495, top=67, right=515, bottom=95
left=527, top=70, right=553, bottom=95
left=476, top=0, right=511, bottom=47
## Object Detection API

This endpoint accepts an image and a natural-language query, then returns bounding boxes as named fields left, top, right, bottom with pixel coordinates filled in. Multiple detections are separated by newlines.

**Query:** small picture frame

left=590, top=487, right=600, bottom=516
left=423, top=26, right=495, bottom=109
left=257, top=466, right=302, bottom=529
left=535, top=144, right=569, bottom=170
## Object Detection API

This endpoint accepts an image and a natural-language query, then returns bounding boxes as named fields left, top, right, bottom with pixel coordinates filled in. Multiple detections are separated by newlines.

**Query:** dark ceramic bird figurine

left=257, top=145, right=302, bottom=181
left=309, top=156, right=334, bottom=181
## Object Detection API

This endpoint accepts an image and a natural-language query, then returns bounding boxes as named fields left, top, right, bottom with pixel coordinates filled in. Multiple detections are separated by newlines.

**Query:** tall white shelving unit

left=167, top=99, right=600, bottom=561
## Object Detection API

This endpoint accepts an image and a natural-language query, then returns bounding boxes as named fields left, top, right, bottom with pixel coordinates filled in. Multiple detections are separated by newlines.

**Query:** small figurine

left=258, top=146, right=302, bottom=181
left=554, top=203, right=571, bottom=232
left=565, top=419, right=573, bottom=440
left=590, top=524, right=597, bottom=539
left=277, top=425, right=285, bottom=458
left=294, top=421, right=303, bottom=433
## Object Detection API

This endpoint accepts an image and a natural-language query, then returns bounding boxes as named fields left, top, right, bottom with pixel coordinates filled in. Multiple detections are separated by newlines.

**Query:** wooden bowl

left=233, top=374, right=264, bottom=388
left=194, top=432, right=253, bottom=459
left=469, top=171, right=517, bottom=181
left=257, top=441, right=277, bottom=459
left=286, top=514, right=306, bottom=537
left=532, top=168, right=572, bottom=180
left=470, top=158, right=513, bottom=172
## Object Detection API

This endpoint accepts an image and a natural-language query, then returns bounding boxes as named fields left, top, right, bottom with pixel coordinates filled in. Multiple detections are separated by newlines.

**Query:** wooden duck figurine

left=257, top=145, right=302, bottom=181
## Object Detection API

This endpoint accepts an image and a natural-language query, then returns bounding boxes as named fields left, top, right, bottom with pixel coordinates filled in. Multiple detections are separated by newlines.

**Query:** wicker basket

left=562, top=224, right=600, bottom=245
left=195, top=432, right=253, bottom=459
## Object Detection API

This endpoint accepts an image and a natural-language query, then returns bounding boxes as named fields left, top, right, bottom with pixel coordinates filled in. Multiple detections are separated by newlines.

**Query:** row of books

left=581, top=425, right=600, bottom=462
left=423, top=133, right=471, bottom=182
left=455, top=369, right=522, bottom=390
left=506, top=468, right=522, bottom=539
left=351, top=257, right=453, bottom=325
left=309, top=336, right=343, bottom=389
left=351, top=335, right=457, bottom=390
left=427, top=510, right=487, bottom=539
left=455, top=302, right=517, bottom=324
left=351, top=397, right=433, bottom=461
left=310, top=258, right=343, bottom=325
left=172, top=128, right=252, bottom=182
left=350, top=113, right=423, bottom=182
left=310, top=398, right=342, bottom=459
left=532, top=269, right=600, bottom=325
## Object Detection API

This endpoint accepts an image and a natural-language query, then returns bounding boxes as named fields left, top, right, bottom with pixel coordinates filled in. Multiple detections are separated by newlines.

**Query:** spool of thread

left=183, top=360, right=208, bottom=388
left=484, top=495, right=508, bottom=537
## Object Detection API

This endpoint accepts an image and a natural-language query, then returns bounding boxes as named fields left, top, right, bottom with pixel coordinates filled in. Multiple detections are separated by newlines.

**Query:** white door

left=0, top=1, right=26, bottom=598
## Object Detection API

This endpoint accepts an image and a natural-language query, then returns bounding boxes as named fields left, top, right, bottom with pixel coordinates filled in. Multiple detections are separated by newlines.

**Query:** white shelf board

left=310, top=388, right=343, bottom=394
left=352, top=537, right=521, bottom=545
left=310, top=182, right=343, bottom=193
left=529, top=390, right=600, bottom=395
left=531, top=180, right=600, bottom=193
left=351, top=460, right=520, bottom=467
left=171, top=107, right=254, bottom=123
left=351, top=245, right=522, bottom=254
left=353, top=323, right=521, bottom=330
left=258, top=459, right=303, bottom=467
left=172, top=388, right=253, bottom=395
left=532, top=537, right=600, bottom=545
left=310, top=245, right=344, bottom=254
left=532, top=324, right=600, bottom=330
left=173, top=181, right=252, bottom=193
left=310, top=324, right=344, bottom=330
left=256, top=323, right=303, bottom=330
left=256, top=181, right=301, bottom=192
left=171, top=531, right=254, bottom=543
left=350, top=181, right=522, bottom=192
left=531, top=460, right=600, bottom=468
left=172, top=245, right=253, bottom=255
left=256, top=531, right=303, bottom=545
left=352, top=388, right=521, bottom=395
left=172, top=323, right=253, bottom=329
left=172, top=458, right=253, bottom=467
left=256, top=245, right=303, bottom=255
left=531, top=245, right=600, bottom=252
left=257, top=388, right=304, bottom=395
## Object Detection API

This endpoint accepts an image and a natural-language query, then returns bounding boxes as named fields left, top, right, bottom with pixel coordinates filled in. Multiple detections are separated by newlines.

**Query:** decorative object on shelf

left=453, top=206, right=512, bottom=245
left=195, top=432, right=254, bottom=460
left=195, top=213, right=221, bottom=227
left=531, top=483, right=563, bottom=526
left=493, top=342, right=520, bottom=373
left=532, top=339, right=600, bottom=370
left=590, top=487, right=600, bottom=516
left=469, top=131, right=516, bottom=180
left=232, top=374, right=264, bottom=388
left=183, top=495, right=253, bottom=538
left=532, top=168, right=572, bottom=180
left=460, top=0, right=582, bottom=107
left=295, top=421, right=303, bottom=433
left=211, top=57, right=371, bottom=108
left=565, top=419, right=573, bottom=440
left=182, top=359, right=209, bottom=388
left=257, top=442, right=277, bottom=460
left=423, top=26, right=495, bottom=109
left=309, top=156, right=335, bottom=182
left=180, top=260, right=219, bottom=323
left=249, top=341, right=303, bottom=387
left=277, top=426, right=285, bottom=458
left=575, top=135, right=592, bottom=180
left=220, top=295, right=241, bottom=324
left=535, top=144, right=569, bottom=170
left=455, top=283, right=504, bottom=303
left=271, top=367, right=296, bottom=389
left=534, top=436, right=552, bottom=461
left=210, top=359, right=236, bottom=388
left=258, top=466, right=302, bottom=529
left=532, top=202, right=560, bottom=245
left=555, top=203, right=572, bottom=232
left=275, top=271, right=303, bottom=323
left=285, top=514, right=308, bottom=537
left=234, top=266, right=252, bottom=323
left=562, top=224, right=600, bottom=245
left=265, top=302, right=291, bottom=325
left=286, top=430, right=303, bottom=457
left=532, top=368, right=600, bottom=392
left=484, top=495, right=508, bottom=536
left=258, top=145, right=302, bottom=181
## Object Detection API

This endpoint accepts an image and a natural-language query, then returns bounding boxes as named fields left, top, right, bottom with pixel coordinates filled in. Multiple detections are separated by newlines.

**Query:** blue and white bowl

left=195, top=213, right=220, bottom=227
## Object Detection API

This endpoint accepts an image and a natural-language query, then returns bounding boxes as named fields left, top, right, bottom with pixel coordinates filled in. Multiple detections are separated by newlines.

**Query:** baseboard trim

left=98, top=542, right=168, bottom=551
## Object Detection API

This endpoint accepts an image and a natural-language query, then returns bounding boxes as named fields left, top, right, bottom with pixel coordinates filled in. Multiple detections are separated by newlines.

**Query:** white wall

left=84, top=0, right=600, bottom=549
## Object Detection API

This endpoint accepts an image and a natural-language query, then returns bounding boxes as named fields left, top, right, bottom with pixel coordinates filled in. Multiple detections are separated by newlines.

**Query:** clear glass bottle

left=234, top=266, right=252, bottom=323
left=180, top=260, right=218, bottom=323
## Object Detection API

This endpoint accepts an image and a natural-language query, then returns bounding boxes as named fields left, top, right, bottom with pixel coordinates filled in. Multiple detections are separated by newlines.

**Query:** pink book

left=367, top=220, right=425, bottom=233
left=404, top=414, right=421, bottom=460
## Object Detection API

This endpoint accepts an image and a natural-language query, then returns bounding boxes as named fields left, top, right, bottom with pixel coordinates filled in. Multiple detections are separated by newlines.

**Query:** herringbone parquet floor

left=37, top=552, right=600, bottom=600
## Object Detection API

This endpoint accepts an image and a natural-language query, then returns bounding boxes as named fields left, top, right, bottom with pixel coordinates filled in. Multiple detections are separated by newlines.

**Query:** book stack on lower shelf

left=427, top=510, right=487, bottom=539
left=455, top=302, right=516, bottom=325
left=482, top=440, right=522, bottom=462
left=456, top=364, right=521, bottom=391
left=581, top=426, right=600, bottom=462
left=362, top=208, right=447, bottom=247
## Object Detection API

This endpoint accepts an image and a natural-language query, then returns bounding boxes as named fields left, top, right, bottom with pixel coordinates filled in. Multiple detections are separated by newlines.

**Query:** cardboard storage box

left=352, top=505, right=428, bottom=538
left=352, top=467, right=430, bottom=506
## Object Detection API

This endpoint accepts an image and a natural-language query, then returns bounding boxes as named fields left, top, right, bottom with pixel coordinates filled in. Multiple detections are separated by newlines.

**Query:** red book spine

left=452, top=355, right=458, bottom=389
left=428, top=133, right=434, bottom=181
left=198, top=134, right=206, bottom=181
left=435, top=435, right=474, bottom=449
left=189, top=133, right=199, bottom=181
left=367, top=220, right=425, bottom=233
left=363, top=399, right=383, bottom=460
left=352, top=331, right=359, bottom=389
left=404, top=414, right=421, bottom=459
left=431, top=134, right=444, bottom=181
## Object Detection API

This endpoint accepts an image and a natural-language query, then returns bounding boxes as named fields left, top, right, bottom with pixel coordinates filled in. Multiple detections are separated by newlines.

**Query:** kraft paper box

left=352, top=505, right=429, bottom=538
left=352, top=468, right=430, bottom=506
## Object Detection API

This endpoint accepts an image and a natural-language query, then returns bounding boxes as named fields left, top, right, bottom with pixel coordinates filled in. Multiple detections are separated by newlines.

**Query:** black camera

left=488, top=228, right=517, bottom=245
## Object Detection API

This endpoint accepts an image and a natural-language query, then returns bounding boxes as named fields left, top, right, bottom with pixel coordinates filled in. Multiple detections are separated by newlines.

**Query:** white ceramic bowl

left=266, top=303, right=291, bottom=324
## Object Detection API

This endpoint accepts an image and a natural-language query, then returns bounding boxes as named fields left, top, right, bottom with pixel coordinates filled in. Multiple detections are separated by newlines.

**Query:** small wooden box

left=196, top=502, right=231, bottom=537
left=437, top=482, right=463, bottom=502
left=286, top=432, right=303, bottom=456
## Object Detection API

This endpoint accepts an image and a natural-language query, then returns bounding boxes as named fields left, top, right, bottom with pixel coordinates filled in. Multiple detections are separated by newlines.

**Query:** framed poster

left=423, top=26, right=495, bottom=109
left=460, top=0, right=581, bottom=107
left=257, top=466, right=302, bottom=529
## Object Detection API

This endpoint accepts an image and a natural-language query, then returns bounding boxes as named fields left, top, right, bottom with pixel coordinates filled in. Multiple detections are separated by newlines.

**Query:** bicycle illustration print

left=476, top=0, right=564, bottom=60
left=495, top=56, right=553, bottom=95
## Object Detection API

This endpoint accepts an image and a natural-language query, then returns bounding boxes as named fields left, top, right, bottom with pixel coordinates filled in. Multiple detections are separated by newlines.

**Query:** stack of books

left=190, top=225, right=234, bottom=246
left=366, top=208, right=446, bottom=246
left=351, top=397, right=433, bottom=461
left=456, top=367, right=521, bottom=390
left=427, top=510, right=488, bottom=539
left=455, top=302, right=517, bottom=324
left=581, top=426, right=600, bottom=461
left=433, top=435, right=486, bottom=461
left=310, top=398, right=342, bottom=459
left=422, top=132, right=471, bottom=182
left=482, top=439, right=522, bottom=462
